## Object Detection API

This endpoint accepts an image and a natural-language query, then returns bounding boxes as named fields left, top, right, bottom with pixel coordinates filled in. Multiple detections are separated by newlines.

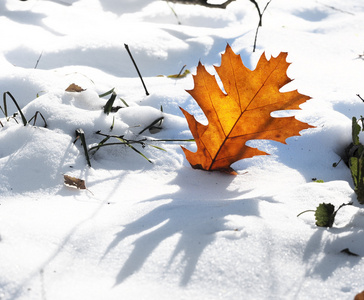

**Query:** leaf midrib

left=208, top=54, right=284, bottom=170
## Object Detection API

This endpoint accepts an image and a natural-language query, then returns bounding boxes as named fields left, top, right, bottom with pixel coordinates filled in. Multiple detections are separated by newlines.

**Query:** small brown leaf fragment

left=355, top=291, right=364, bottom=300
left=63, top=174, right=86, bottom=190
left=65, top=83, right=85, bottom=92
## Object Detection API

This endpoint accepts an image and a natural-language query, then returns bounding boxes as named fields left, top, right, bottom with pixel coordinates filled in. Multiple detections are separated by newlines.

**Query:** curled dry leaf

left=65, top=83, right=85, bottom=92
left=181, top=44, right=314, bottom=174
left=63, top=174, right=87, bottom=190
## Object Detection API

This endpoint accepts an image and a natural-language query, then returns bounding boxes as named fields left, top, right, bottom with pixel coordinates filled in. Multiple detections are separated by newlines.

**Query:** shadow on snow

left=102, top=168, right=274, bottom=286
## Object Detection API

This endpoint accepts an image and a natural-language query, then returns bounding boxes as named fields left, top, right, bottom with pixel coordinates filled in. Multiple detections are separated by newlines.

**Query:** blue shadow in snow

left=301, top=205, right=363, bottom=281
left=103, top=168, right=276, bottom=286
left=0, top=1, right=64, bottom=36
left=293, top=8, right=330, bottom=22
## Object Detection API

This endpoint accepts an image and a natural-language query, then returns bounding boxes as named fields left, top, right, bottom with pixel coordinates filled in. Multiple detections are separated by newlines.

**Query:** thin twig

left=317, top=1, right=354, bottom=16
left=261, top=1, right=272, bottom=25
left=166, top=1, right=181, bottom=24
left=250, top=0, right=273, bottom=52
left=249, top=0, right=262, bottom=25
left=150, top=138, right=195, bottom=142
left=94, top=131, right=194, bottom=143
left=177, top=65, right=186, bottom=78
left=124, top=44, right=149, bottom=96
left=34, top=51, right=43, bottom=69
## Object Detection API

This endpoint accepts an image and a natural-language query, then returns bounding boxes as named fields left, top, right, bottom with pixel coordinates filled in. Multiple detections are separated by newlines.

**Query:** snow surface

left=1, top=0, right=364, bottom=299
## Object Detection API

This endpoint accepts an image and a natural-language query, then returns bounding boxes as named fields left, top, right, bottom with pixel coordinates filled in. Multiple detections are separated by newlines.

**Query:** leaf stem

left=297, top=210, right=315, bottom=217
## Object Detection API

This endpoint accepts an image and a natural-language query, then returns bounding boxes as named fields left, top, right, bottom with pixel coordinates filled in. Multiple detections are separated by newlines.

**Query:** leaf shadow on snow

left=103, top=168, right=276, bottom=286
left=301, top=214, right=363, bottom=281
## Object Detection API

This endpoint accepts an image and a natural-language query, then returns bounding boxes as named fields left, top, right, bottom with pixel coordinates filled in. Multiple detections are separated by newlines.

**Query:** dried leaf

left=355, top=291, right=364, bottom=300
left=181, top=44, right=314, bottom=174
left=63, top=174, right=86, bottom=190
left=65, top=83, right=85, bottom=92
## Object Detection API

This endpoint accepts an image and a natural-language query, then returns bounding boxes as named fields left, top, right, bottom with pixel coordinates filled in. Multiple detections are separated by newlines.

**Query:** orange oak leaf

left=180, top=44, right=314, bottom=174
left=355, top=291, right=364, bottom=300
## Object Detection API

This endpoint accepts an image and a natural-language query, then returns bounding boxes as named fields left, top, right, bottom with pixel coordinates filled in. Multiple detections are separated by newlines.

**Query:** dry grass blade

left=2, top=92, right=27, bottom=126
left=138, top=116, right=164, bottom=134
left=99, top=88, right=115, bottom=98
left=28, top=111, right=47, bottom=127
left=103, top=92, right=117, bottom=115
left=74, top=128, right=91, bottom=167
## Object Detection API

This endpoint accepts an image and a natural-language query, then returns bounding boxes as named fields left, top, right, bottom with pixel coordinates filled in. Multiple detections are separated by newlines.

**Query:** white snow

left=1, top=0, right=364, bottom=299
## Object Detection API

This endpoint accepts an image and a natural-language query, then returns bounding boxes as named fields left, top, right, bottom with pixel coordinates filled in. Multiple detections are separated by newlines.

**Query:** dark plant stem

left=357, top=94, right=364, bottom=102
left=28, top=111, right=47, bottom=127
left=124, top=44, right=149, bottom=96
left=176, top=65, right=186, bottom=78
left=297, top=210, right=315, bottom=217
left=249, top=0, right=272, bottom=52
left=166, top=1, right=181, bottom=24
left=74, top=128, right=91, bottom=167
left=34, top=51, right=43, bottom=69
left=3, top=91, right=27, bottom=126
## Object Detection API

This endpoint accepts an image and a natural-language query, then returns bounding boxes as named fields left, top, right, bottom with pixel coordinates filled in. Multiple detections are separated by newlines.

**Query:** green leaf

left=346, top=117, right=364, bottom=204
left=138, top=116, right=164, bottom=135
left=104, top=92, right=117, bottom=115
left=349, top=147, right=364, bottom=204
left=167, top=69, right=190, bottom=78
left=89, top=136, right=111, bottom=154
left=75, top=128, right=91, bottom=167
left=149, top=144, right=167, bottom=151
left=315, top=203, right=335, bottom=227
left=352, top=117, right=361, bottom=145
left=98, top=88, right=115, bottom=98
left=126, top=143, right=153, bottom=163
left=120, top=98, right=129, bottom=107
